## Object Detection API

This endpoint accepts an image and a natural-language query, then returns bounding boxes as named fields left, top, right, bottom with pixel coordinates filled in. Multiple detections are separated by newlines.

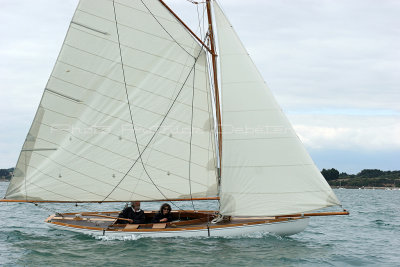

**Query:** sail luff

left=5, top=1, right=81, bottom=201
left=206, top=0, right=222, bottom=177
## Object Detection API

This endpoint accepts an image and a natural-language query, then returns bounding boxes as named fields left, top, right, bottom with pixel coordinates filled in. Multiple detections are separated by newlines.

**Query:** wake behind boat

left=1, top=0, right=348, bottom=237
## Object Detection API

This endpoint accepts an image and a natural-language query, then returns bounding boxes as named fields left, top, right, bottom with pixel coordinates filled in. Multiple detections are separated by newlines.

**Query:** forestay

left=6, top=0, right=218, bottom=202
left=213, top=2, right=340, bottom=216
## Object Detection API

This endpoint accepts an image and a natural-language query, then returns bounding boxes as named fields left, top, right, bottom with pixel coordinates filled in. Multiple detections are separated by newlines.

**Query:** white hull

left=47, top=217, right=310, bottom=238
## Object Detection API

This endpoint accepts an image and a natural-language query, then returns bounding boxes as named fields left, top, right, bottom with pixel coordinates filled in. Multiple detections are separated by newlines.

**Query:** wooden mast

left=158, top=0, right=213, bottom=55
left=206, top=0, right=222, bottom=177
left=158, top=0, right=221, bottom=175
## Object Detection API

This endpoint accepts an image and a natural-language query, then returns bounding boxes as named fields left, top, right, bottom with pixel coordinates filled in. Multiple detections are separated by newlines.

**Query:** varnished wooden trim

left=206, top=0, right=222, bottom=170
left=275, top=211, right=350, bottom=218
left=152, top=223, right=167, bottom=229
left=125, top=224, right=139, bottom=230
left=0, top=197, right=220, bottom=203
left=47, top=216, right=305, bottom=233
left=50, top=221, right=104, bottom=231
left=52, top=216, right=115, bottom=222
left=158, top=0, right=213, bottom=55
left=44, top=214, right=55, bottom=223
left=80, top=213, right=130, bottom=222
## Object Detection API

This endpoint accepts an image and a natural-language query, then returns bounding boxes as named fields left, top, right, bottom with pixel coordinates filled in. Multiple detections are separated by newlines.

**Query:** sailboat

left=1, top=0, right=348, bottom=237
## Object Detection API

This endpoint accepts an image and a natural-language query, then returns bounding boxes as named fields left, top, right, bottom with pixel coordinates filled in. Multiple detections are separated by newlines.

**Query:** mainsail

left=6, top=0, right=218, bottom=202
left=5, top=0, right=341, bottom=219
left=213, top=2, right=340, bottom=216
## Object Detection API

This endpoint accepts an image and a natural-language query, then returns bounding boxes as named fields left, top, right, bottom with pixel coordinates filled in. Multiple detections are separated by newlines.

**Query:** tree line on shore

left=0, top=168, right=14, bottom=180
left=321, top=168, right=400, bottom=188
left=1, top=167, right=399, bottom=187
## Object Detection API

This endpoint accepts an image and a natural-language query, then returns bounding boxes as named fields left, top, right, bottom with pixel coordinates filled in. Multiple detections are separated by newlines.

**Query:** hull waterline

left=45, top=210, right=310, bottom=238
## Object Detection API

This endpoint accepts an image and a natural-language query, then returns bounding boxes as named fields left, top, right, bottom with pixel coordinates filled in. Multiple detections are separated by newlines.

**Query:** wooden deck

left=45, top=210, right=308, bottom=233
left=45, top=210, right=348, bottom=234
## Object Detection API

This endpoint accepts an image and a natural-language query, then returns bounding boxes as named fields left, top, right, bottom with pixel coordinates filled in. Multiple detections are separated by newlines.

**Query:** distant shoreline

left=2, top=168, right=399, bottom=189
left=332, top=186, right=400, bottom=190
left=1, top=179, right=399, bottom=191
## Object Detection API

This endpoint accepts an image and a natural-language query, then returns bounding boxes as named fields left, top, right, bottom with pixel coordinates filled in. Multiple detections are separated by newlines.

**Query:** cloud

left=1, top=0, right=399, bottom=172
left=204, top=1, right=398, bottom=111
left=291, top=114, right=400, bottom=151
left=308, top=149, right=400, bottom=174
left=0, top=1, right=79, bottom=167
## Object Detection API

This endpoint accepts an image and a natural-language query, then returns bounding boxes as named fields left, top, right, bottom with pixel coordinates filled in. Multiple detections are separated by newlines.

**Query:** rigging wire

left=104, top=0, right=205, bottom=211
left=205, top=35, right=221, bottom=210
left=196, top=0, right=206, bottom=40
left=108, top=0, right=181, bottom=210
left=186, top=0, right=206, bottom=4
left=188, top=57, right=196, bottom=212
left=186, top=0, right=207, bottom=212
left=140, top=0, right=194, bottom=59
left=32, top=202, right=63, bottom=217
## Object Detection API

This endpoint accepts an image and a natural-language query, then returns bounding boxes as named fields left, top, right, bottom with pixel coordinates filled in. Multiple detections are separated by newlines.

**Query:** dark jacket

left=118, top=207, right=145, bottom=224
left=152, top=211, right=173, bottom=223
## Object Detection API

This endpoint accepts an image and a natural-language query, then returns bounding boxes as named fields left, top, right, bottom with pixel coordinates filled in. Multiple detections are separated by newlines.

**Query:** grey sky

left=0, top=0, right=399, bottom=173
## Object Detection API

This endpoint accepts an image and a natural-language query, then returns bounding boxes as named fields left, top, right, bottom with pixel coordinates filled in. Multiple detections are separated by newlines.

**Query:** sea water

left=0, top=182, right=399, bottom=266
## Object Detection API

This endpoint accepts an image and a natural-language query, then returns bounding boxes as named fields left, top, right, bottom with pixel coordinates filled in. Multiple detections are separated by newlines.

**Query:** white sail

left=6, top=0, right=217, bottom=202
left=213, top=2, right=340, bottom=216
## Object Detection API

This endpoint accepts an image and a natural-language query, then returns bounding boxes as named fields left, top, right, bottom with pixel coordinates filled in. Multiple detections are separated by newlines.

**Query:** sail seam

left=107, top=0, right=186, bottom=26
left=102, top=2, right=204, bottom=206
left=45, top=88, right=82, bottom=103
left=140, top=0, right=194, bottom=58
left=22, top=162, right=117, bottom=200
left=8, top=1, right=213, bottom=203
left=34, top=136, right=211, bottom=188
left=63, top=41, right=203, bottom=76
left=188, top=55, right=196, bottom=211
left=74, top=8, right=199, bottom=53
left=101, top=51, right=205, bottom=202
left=45, top=84, right=210, bottom=130
left=30, top=153, right=145, bottom=196
left=10, top=1, right=215, bottom=204
left=224, top=164, right=314, bottom=168
left=222, top=189, right=337, bottom=195
left=115, top=1, right=178, bottom=23
left=37, top=117, right=212, bottom=167
left=55, top=56, right=207, bottom=91
left=56, top=59, right=209, bottom=96
left=58, top=55, right=196, bottom=92
left=71, top=21, right=108, bottom=35
left=8, top=0, right=80, bottom=201
left=104, top=1, right=184, bottom=206
left=30, top=152, right=184, bottom=197
left=19, top=179, right=81, bottom=202
left=50, top=74, right=210, bottom=114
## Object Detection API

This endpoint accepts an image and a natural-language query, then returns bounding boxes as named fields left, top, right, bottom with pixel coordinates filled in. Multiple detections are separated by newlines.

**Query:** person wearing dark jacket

left=152, top=203, right=173, bottom=223
left=117, top=201, right=145, bottom=224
